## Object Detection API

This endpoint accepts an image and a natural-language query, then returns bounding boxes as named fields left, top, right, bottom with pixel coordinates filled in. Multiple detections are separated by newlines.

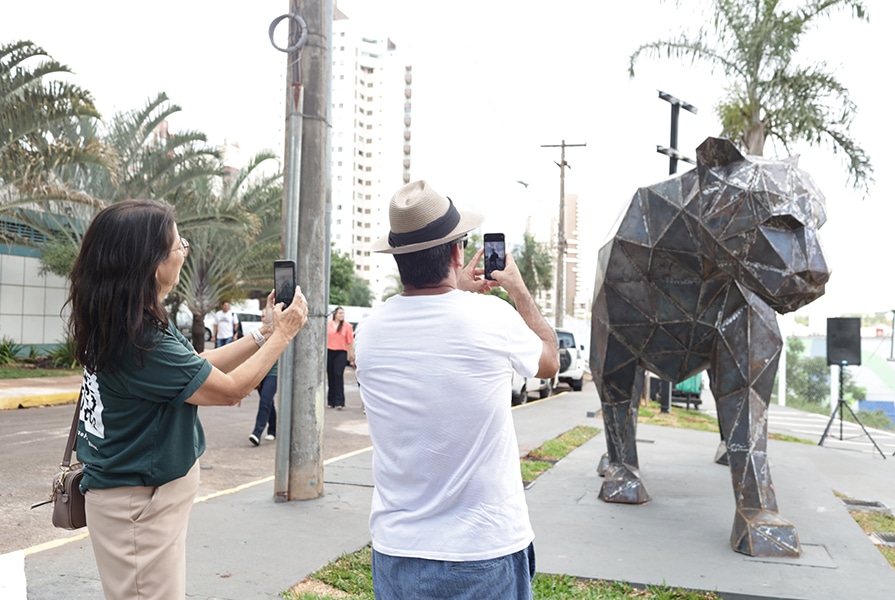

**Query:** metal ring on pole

left=269, top=13, right=308, bottom=53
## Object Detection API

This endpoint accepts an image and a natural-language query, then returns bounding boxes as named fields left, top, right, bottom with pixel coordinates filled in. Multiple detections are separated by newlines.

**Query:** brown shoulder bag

left=31, top=391, right=87, bottom=530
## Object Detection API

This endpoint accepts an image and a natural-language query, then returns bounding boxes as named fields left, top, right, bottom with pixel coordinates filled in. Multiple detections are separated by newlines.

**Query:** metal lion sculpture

left=590, top=137, right=830, bottom=557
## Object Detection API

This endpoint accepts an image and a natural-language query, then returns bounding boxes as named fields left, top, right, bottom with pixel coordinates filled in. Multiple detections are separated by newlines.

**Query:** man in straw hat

left=355, top=180, right=559, bottom=599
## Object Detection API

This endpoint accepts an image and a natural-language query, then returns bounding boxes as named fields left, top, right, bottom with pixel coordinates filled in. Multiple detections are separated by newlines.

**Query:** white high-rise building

left=331, top=7, right=411, bottom=303
left=524, top=192, right=590, bottom=321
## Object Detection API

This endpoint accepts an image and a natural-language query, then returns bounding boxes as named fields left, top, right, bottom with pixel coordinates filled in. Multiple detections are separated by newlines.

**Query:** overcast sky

left=2, top=0, right=892, bottom=320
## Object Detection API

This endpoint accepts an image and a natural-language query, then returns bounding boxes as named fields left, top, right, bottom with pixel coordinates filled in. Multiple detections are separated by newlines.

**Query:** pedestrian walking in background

left=249, top=364, right=277, bottom=446
left=213, top=301, right=240, bottom=347
left=66, top=199, right=308, bottom=600
left=355, top=180, right=559, bottom=600
left=326, top=306, right=355, bottom=410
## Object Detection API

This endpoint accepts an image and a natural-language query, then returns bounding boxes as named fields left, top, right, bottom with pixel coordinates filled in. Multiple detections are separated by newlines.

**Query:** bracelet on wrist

left=251, top=329, right=266, bottom=347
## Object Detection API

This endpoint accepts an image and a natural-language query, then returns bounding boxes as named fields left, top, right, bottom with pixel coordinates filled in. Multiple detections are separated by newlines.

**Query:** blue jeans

left=215, top=336, right=233, bottom=348
left=252, top=375, right=277, bottom=438
left=372, top=543, right=535, bottom=600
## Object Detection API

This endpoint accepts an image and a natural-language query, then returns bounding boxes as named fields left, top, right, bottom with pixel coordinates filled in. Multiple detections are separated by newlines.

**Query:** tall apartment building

left=330, top=8, right=411, bottom=302
left=525, top=192, right=590, bottom=321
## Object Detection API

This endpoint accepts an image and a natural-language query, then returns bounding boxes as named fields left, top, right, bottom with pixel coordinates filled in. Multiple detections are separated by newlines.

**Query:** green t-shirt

left=77, top=321, right=212, bottom=490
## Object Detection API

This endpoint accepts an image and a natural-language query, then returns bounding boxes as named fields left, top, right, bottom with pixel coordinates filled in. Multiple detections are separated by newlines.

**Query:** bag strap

left=31, top=388, right=84, bottom=509
left=62, top=388, right=83, bottom=469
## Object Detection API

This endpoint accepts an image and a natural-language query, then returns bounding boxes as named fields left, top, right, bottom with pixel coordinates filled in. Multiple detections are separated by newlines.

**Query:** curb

left=0, top=392, right=78, bottom=411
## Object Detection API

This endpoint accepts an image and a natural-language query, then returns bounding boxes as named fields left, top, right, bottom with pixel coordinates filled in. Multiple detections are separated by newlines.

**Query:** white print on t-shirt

left=80, top=369, right=104, bottom=438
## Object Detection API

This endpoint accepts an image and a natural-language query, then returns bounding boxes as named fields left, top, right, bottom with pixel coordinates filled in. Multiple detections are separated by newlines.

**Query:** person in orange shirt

left=326, top=306, right=355, bottom=409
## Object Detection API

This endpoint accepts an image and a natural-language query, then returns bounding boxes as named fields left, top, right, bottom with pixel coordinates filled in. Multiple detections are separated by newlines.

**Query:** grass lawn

left=834, top=490, right=895, bottom=569
left=0, top=365, right=79, bottom=379
left=639, top=404, right=815, bottom=444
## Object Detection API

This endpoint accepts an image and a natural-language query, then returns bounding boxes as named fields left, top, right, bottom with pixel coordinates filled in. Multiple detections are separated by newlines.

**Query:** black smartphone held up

left=483, top=233, right=506, bottom=281
left=274, top=260, right=296, bottom=307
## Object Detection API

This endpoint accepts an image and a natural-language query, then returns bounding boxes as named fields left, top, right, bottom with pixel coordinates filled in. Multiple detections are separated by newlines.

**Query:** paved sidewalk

left=5, top=383, right=895, bottom=599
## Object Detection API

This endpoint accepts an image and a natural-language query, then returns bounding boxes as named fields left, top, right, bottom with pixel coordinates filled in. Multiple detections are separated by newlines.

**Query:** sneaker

left=249, top=434, right=260, bottom=446
left=265, top=434, right=275, bottom=441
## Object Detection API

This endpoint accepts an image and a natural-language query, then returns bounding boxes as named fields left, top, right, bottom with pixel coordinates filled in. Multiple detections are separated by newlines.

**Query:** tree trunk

left=744, top=121, right=765, bottom=156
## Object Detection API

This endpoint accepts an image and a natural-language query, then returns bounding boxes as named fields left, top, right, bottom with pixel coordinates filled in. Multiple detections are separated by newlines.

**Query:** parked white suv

left=511, top=370, right=558, bottom=406
left=555, top=327, right=585, bottom=391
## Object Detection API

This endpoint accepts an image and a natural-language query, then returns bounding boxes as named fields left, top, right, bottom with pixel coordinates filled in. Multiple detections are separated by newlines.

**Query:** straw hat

left=372, top=180, right=484, bottom=254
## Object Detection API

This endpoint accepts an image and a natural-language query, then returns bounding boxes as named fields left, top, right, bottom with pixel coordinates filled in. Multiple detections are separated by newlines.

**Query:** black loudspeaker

left=826, top=318, right=861, bottom=366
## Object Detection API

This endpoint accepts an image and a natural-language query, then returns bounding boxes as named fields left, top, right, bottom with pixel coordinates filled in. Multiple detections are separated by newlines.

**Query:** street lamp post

left=656, top=90, right=697, bottom=175
left=655, top=91, right=696, bottom=414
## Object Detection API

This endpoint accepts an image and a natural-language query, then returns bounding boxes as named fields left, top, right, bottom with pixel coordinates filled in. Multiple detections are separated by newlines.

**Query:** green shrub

left=0, top=337, right=23, bottom=365
left=49, top=337, right=79, bottom=369
left=853, top=409, right=894, bottom=431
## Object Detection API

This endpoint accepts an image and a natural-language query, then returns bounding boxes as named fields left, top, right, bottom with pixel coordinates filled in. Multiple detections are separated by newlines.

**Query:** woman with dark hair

left=326, top=306, right=355, bottom=409
left=67, top=199, right=308, bottom=599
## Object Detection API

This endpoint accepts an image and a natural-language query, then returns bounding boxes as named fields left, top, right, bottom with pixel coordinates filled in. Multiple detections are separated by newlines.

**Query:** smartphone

left=274, top=259, right=296, bottom=307
left=483, top=233, right=506, bottom=281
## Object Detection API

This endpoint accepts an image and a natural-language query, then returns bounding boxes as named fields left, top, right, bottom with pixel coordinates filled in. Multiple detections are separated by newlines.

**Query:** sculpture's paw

left=596, top=452, right=610, bottom=477
left=599, top=463, right=650, bottom=504
left=731, top=509, right=801, bottom=557
left=713, top=441, right=729, bottom=466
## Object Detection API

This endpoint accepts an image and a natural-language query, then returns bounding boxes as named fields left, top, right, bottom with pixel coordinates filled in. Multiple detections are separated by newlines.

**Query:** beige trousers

left=85, top=461, right=200, bottom=600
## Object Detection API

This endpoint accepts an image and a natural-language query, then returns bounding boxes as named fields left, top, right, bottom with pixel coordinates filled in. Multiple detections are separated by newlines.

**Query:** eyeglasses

left=455, top=234, right=468, bottom=250
left=178, top=237, right=190, bottom=258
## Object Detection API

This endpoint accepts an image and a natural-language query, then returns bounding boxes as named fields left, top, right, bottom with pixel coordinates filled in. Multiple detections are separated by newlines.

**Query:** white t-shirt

left=213, top=310, right=239, bottom=339
left=355, top=290, right=543, bottom=561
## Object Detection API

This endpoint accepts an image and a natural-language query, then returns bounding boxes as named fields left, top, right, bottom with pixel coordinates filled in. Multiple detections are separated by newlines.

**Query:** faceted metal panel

left=590, top=137, right=831, bottom=558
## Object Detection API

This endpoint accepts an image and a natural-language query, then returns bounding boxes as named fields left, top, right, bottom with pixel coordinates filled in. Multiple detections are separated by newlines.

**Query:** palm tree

left=33, top=93, right=231, bottom=277
left=380, top=271, right=403, bottom=302
left=175, top=151, right=282, bottom=350
left=629, top=0, right=872, bottom=192
left=514, top=232, right=553, bottom=298
left=0, top=40, right=109, bottom=241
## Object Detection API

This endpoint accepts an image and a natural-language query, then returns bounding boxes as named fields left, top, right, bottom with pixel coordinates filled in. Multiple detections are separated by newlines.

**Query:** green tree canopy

left=513, top=232, right=553, bottom=298
left=629, top=0, right=872, bottom=193
left=330, top=250, right=373, bottom=307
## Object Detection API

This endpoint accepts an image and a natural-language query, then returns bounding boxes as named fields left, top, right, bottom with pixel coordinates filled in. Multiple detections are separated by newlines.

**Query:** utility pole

left=656, top=90, right=697, bottom=175
left=541, top=140, right=585, bottom=328
left=269, top=0, right=332, bottom=502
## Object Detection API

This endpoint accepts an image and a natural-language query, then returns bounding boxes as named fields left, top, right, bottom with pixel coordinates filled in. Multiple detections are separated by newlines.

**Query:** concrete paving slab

left=529, top=423, right=895, bottom=600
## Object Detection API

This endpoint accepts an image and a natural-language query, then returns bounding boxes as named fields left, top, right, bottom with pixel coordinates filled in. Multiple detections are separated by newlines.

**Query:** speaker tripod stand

left=818, top=361, right=886, bottom=459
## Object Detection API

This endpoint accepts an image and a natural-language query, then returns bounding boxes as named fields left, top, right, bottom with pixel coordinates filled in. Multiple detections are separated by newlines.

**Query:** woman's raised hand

left=273, top=286, right=308, bottom=340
